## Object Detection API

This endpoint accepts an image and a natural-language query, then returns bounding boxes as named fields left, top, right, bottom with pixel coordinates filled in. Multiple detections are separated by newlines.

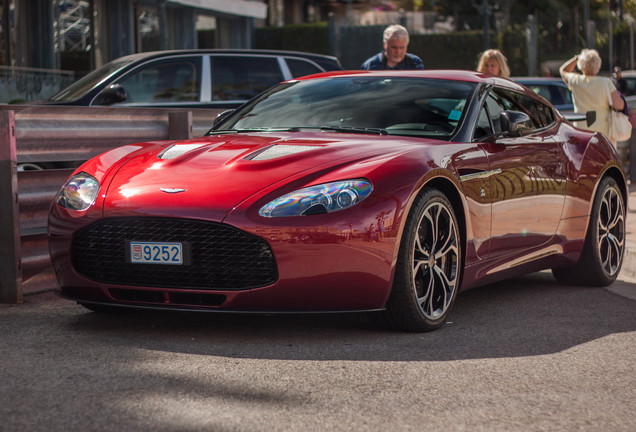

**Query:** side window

left=493, top=87, right=554, bottom=129
left=115, top=58, right=201, bottom=103
left=536, top=101, right=554, bottom=126
left=527, top=85, right=552, bottom=103
left=473, top=89, right=521, bottom=140
left=485, top=93, right=506, bottom=133
left=211, top=56, right=284, bottom=101
left=474, top=91, right=506, bottom=139
left=474, top=104, right=492, bottom=139
left=286, top=58, right=323, bottom=78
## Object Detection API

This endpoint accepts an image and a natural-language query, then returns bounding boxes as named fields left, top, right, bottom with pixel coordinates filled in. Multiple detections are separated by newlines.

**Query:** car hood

left=101, top=132, right=420, bottom=220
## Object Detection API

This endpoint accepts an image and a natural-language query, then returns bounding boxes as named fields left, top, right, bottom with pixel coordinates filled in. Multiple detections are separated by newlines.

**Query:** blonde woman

left=560, top=49, right=625, bottom=144
left=477, top=49, right=510, bottom=78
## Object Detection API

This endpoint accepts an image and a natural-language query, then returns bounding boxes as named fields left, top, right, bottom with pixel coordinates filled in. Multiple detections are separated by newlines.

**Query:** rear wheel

left=552, top=176, right=625, bottom=286
left=383, top=187, right=462, bottom=332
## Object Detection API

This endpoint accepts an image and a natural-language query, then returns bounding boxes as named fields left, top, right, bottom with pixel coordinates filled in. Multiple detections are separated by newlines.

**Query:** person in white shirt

left=560, top=49, right=625, bottom=144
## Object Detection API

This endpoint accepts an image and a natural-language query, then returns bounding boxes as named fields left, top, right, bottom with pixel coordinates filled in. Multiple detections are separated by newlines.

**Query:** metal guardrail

left=0, top=105, right=221, bottom=303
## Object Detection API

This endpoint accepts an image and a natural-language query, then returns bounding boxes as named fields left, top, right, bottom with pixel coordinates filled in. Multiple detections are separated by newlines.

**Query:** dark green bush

left=408, top=31, right=485, bottom=70
left=255, top=23, right=330, bottom=54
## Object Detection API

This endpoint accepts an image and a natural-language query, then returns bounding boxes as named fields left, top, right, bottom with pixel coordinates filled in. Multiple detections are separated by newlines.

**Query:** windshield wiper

left=236, top=127, right=302, bottom=132
left=210, top=126, right=389, bottom=136
left=209, top=127, right=300, bottom=135
left=320, top=126, right=388, bottom=135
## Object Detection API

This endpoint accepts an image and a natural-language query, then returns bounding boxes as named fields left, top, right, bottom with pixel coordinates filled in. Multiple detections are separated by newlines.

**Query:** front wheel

left=552, top=176, right=625, bottom=286
left=383, top=187, right=462, bottom=332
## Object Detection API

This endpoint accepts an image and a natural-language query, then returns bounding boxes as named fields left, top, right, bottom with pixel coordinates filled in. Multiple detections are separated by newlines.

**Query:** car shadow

left=63, top=271, right=636, bottom=362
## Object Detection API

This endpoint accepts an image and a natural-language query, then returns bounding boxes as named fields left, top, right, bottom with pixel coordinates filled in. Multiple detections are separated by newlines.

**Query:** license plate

left=129, top=242, right=183, bottom=265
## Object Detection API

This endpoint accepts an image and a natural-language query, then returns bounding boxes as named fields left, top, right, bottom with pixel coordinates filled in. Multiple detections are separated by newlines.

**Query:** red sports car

left=49, top=70, right=627, bottom=332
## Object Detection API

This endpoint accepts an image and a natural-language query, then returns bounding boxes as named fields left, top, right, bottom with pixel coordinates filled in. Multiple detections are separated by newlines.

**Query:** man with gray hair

left=360, top=24, right=424, bottom=70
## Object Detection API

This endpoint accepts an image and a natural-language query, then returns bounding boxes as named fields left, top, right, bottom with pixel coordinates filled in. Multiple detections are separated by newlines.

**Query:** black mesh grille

left=109, top=289, right=226, bottom=306
left=72, top=217, right=277, bottom=290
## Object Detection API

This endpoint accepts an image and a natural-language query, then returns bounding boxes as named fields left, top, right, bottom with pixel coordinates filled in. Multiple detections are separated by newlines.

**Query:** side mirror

left=213, top=109, right=235, bottom=127
left=500, top=110, right=533, bottom=136
left=99, top=84, right=128, bottom=105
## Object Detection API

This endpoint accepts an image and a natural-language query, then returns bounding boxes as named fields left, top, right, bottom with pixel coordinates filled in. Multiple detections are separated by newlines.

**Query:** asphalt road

left=2, top=271, right=635, bottom=431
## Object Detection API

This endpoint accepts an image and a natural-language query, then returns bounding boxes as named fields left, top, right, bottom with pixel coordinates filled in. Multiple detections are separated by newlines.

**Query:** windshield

left=214, top=77, right=477, bottom=139
left=48, top=59, right=135, bottom=102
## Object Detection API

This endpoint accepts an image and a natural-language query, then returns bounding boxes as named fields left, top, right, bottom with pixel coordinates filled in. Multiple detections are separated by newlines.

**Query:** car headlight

left=259, top=179, right=373, bottom=217
left=55, top=172, right=100, bottom=211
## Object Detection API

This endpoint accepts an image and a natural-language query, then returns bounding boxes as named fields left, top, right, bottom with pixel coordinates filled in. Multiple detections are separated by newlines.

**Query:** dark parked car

left=617, top=70, right=636, bottom=97
left=50, top=70, right=626, bottom=332
left=512, top=77, right=574, bottom=114
left=39, top=49, right=343, bottom=109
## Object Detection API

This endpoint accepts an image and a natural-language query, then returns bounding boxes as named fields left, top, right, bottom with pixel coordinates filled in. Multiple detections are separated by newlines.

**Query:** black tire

left=552, top=176, right=625, bottom=286
left=382, top=187, right=462, bottom=332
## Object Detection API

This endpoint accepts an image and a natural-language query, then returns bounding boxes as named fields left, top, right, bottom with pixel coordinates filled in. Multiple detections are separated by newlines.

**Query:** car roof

left=512, top=77, right=567, bottom=85
left=296, top=69, right=532, bottom=92
left=299, top=69, right=500, bottom=81
left=109, top=49, right=342, bottom=69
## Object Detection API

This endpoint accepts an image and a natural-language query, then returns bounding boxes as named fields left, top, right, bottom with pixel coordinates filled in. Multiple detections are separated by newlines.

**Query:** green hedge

left=255, top=23, right=330, bottom=54
left=254, top=23, right=578, bottom=76
left=408, top=31, right=485, bottom=71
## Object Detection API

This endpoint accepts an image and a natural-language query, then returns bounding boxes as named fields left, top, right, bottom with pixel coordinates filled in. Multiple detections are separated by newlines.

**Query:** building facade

left=0, top=0, right=267, bottom=73
left=0, top=0, right=382, bottom=103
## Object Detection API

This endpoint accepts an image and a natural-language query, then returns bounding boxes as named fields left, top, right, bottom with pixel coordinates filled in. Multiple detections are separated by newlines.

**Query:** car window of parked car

left=525, top=84, right=572, bottom=108
left=511, top=79, right=574, bottom=114
left=48, top=59, right=135, bottom=102
left=285, top=58, right=324, bottom=78
left=553, top=85, right=573, bottom=106
left=622, top=77, right=636, bottom=97
left=211, top=56, right=284, bottom=101
left=526, top=84, right=552, bottom=102
left=112, top=57, right=202, bottom=104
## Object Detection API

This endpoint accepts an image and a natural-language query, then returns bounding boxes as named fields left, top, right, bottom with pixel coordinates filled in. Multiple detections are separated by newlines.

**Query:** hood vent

left=158, top=143, right=206, bottom=160
left=247, top=144, right=321, bottom=161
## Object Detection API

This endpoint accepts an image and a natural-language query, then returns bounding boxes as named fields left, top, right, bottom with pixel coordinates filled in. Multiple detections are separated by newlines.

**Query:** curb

left=621, top=182, right=636, bottom=280
left=622, top=245, right=636, bottom=280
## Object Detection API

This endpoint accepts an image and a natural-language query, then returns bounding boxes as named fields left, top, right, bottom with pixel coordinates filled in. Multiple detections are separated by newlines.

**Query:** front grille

left=109, top=288, right=226, bottom=306
left=72, top=217, right=277, bottom=290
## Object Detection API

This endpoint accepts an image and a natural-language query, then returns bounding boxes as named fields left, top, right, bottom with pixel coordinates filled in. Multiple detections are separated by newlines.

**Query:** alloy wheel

left=412, top=201, right=459, bottom=320
left=598, top=185, right=625, bottom=277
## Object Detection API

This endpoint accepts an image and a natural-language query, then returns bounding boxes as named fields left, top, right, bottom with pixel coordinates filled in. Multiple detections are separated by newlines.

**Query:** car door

left=476, top=86, right=567, bottom=259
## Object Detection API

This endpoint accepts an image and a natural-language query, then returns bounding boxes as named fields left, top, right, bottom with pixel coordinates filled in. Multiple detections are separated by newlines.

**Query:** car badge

left=160, top=188, right=187, bottom=194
